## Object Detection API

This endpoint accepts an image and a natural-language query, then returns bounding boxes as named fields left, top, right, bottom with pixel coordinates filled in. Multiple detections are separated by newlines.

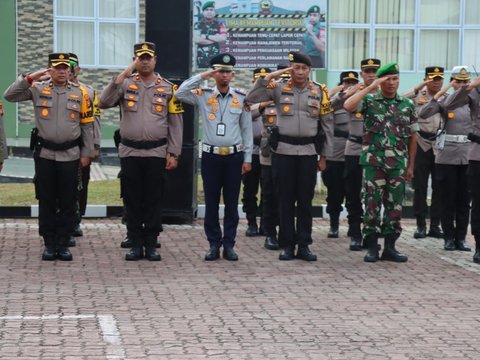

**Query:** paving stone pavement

left=0, top=218, right=479, bottom=360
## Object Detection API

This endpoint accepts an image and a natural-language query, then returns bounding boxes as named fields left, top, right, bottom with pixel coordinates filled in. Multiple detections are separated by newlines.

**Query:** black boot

left=381, top=234, right=408, bottom=262
left=296, top=245, right=317, bottom=261
left=364, top=233, right=379, bottom=262
left=264, top=236, right=280, bottom=250
left=328, top=215, right=339, bottom=238
left=279, top=247, right=295, bottom=260
left=444, top=238, right=456, bottom=251
left=414, top=216, right=426, bottom=239
left=223, top=247, right=239, bottom=261
left=349, top=223, right=362, bottom=251
left=455, top=239, right=471, bottom=252
left=56, top=237, right=73, bottom=261
left=125, top=237, right=143, bottom=261
left=427, top=219, right=443, bottom=238
left=144, top=236, right=161, bottom=261
left=42, top=236, right=56, bottom=261
left=245, top=219, right=259, bottom=237
left=473, top=236, right=480, bottom=264
left=205, top=246, right=220, bottom=261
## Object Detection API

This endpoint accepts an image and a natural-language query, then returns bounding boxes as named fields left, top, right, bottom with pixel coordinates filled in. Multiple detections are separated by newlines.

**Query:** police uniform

left=322, top=71, right=358, bottom=239
left=359, top=63, right=419, bottom=263
left=4, top=53, right=95, bottom=261
left=69, top=53, right=102, bottom=241
left=99, top=42, right=184, bottom=261
left=0, top=101, right=7, bottom=166
left=246, top=51, right=334, bottom=261
left=343, top=58, right=381, bottom=250
left=420, top=66, right=473, bottom=252
left=175, top=53, right=253, bottom=261
left=242, top=68, right=271, bottom=237
left=402, top=67, right=444, bottom=239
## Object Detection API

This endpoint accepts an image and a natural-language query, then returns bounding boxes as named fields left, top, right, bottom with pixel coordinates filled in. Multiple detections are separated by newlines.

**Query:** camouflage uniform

left=196, top=19, right=226, bottom=68
left=359, top=92, right=419, bottom=238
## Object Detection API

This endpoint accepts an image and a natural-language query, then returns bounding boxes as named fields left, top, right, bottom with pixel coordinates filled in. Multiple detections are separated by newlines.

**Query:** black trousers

left=272, top=153, right=317, bottom=249
left=36, top=158, right=79, bottom=240
left=241, top=154, right=262, bottom=224
left=120, top=157, right=166, bottom=242
left=468, top=160, right=480, bottom=236
left=435, top=164, right=470, bottom=240
left=201, top=151, right=244, bottom=248
left=261, top=164, right=278, bottom=237
left=344, top=155, right=363, bottom=230
left=412, top=147, right=441, bottom=225
left=321, top=160, right=345, bottom=219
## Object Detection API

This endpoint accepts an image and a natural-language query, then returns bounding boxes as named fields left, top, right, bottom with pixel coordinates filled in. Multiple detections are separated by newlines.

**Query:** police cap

left=451, top=66, right=471, bottom=81
left=210, top=53, right=236, bottom=71
left=277, top=64, right=291, bottom=79
left=134, top=42, right=156, bottom=57
left=425, top=66, right=444, bottom=79
left=339, top=71, right=359, bottom=85
left=48, top=53, right=70, bottom=67
left=360, top=58, right=381, bottom=71
left=202, top=1, right=215, bottom=11
left=253, top=67, right=272, bottom=79
left=376, top=63, right=400, bottom=78
left=288, top=51, right=312, bottom=67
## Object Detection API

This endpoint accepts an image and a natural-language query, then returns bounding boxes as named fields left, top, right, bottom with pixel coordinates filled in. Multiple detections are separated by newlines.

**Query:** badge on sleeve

left=216, top=123, right=226, bottom=136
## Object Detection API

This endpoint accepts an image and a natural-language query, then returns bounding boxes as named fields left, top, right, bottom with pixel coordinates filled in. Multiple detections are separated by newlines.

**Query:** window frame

left=53, top=0, right=140, bottom=68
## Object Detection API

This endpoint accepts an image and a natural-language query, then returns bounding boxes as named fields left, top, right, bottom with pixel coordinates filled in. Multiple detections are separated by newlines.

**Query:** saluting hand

left=343, top=83, right=361, bottom=99
left=369, top=76, right=389, bottom=90
left=115, top=61, right=136, bottom=84
left=241, top=163, right=251, bottom=175
left=200, top=68, right=222, bottom=80
left=264, top=67, right=292, bottom=81
left=29, top=68, right=51, bottom=82
left=414, top=79, right=433, bottom=94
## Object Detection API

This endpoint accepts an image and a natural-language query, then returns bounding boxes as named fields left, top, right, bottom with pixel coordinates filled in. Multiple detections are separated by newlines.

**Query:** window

left=54, top=0, right=138, bottom=68
left=328, top=0, right=480, bottom=72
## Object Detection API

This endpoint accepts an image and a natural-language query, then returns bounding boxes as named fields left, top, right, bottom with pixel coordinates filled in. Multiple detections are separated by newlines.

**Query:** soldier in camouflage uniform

left=194, top=1, right=227, bottom=68
left=344, top=63, right=419, bottom=263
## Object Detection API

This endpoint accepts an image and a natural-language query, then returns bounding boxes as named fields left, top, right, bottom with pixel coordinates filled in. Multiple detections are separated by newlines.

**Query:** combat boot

left=381, top=234, right=408, bottom=262
left=327, top=214, right=339, bottom=238
left=296, top=245, right=317, bottom=261
left=125, top=237, right=143, bottom=261
left=42, top=236, right=56, bottom=261
left=473, top=236, right=480, bottom=264
left=414, top=216, right=426, bottom=239
left=264, top=235, right=280, bottom=250
left=349, top=222, right=362, bottom=251
left=427, top=218, right=443, bottom=238
left=279, top=246, right=295, bottom=260
left=245, top=219, right=259, bottom=237
left=364, top=233, right=379, bottom=262
left=144, top=236, right=161, bottom=261
left=455, top=239, right=471, bottom=251
left=444, top=238, right=456, bottom=251
left=56, top=237, right=73, bottom=261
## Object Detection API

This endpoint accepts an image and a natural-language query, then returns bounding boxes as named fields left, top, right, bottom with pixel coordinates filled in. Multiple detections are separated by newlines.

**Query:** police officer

left=246, top=51, right=334, bottom=261
left=175, top=53, right=253, bottom=261
left=4, top=53, right=95, bottom=261
left=0, top=100, right=7, bottom=173
left=402, top=67, right=444, bottom=239
left=343, top=59, right=381, bottom=250
left=420, top=66, right=473, bottom=252
left=323, top=71, right=359, bottom=239
left=242, top=68, right=269, bottom=237
left=99, top=42, right=184, bottom=261
left=68, top=53, right=102, bottom=244
left=344, top=63, right=419, bottom=263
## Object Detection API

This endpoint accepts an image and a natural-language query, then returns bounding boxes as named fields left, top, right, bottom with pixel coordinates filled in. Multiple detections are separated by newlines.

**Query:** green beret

left=202, top=1, right=215, bottom=10
left=376, top=62, right=399, bottom=78
left=307, top=5, right=320, bottom=14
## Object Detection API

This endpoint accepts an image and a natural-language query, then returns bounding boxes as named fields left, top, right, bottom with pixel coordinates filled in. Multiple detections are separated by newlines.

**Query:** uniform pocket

left=36, top=98, right=52, bottom=120
left=307, top=98, right=320, bottom=118
left=279, top=95, right=294, bottom=116
left=123, top=93, right=138, bottom=112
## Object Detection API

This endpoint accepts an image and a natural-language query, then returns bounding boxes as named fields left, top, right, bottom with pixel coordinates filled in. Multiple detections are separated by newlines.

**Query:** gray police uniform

left=175, top=73, right=253, bottom=249
left=246, top=76, right=334, bottom=250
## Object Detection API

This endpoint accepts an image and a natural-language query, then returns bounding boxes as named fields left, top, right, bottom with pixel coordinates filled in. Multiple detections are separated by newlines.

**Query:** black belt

left=418, top=130, right=437, bottom=140
left=38, top=136, right=82, bottom=151
left=348, top=135, right=362, bottom=144
left=121, top=138, right=167, bottom=150
left=334, top=129, right=349, bottom=139
left=253, top=138, right=261, bottom=146
left=278, top=134, right=315, bottom=145
left=468, top=132, right=480, bottom=144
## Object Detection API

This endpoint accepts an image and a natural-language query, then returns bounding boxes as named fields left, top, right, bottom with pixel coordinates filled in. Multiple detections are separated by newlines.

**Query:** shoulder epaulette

left=234, top=88, right=246, bottom=96
left=69, top=81, right=80, bottom=88
left=162, top=77, right=174, bottom=86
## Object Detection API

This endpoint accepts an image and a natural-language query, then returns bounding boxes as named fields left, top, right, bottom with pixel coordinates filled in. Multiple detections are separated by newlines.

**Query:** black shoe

left=125, top=247, right=143, bottom=261
left=145, top=248, right=161, bottom=261
left=205, top=247, right=220, bottom=261
left=427, top=226, right=443, bottom=238
left=42, top=247, right=56, bottom=261
left=121, top=237, right=133, bottom=248
left=364, top=234, right=379, bottom=263
left=245, top=224, right=259, bottom=237
left=444, top=239, right=456, bottom=251
left=279, top=247, right=295, bottom=260
left=57, top=248, right=73, bottom=261
left=296, top=245, right=317, bottom=261
left=328, top=226, right=339, bottom=238
left=68, top=236, right=76, bottom=247
left=72, top=225, right=83, bottom=237
left=455, top=240, right=471, bottom=252
left=223, top=247, right=239, bottom=261
left=414, top=227, right=426, bottom=239
left=349, top=237, right=363, bottom=251
left=264, top=236, right=280, bottom=250
left=380, top=249, right=408, bottom=262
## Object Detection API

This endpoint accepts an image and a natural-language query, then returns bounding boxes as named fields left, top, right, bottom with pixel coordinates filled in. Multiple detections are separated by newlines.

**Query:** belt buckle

left=218, top=146, right=230, bottom=155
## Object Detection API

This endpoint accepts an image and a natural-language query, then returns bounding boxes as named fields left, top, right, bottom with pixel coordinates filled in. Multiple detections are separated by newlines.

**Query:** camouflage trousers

left=362, top=165, right=406, bottom=237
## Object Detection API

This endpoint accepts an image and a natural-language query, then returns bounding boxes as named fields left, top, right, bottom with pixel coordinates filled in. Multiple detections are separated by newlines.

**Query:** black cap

left=253, top=67, right=271, bottom=79
left=288, top=51, right=312, bottom=67
left=210, top=53, right=236, bottom=70
left=48, top=53, right=70, bottom=67
left=360, top=58, right=381, bottom=71
left=425, top=66, right=444, bottom=79
left=339, top=71, right=359, bottom=85
left=134, top=42, right=156, bottom=57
